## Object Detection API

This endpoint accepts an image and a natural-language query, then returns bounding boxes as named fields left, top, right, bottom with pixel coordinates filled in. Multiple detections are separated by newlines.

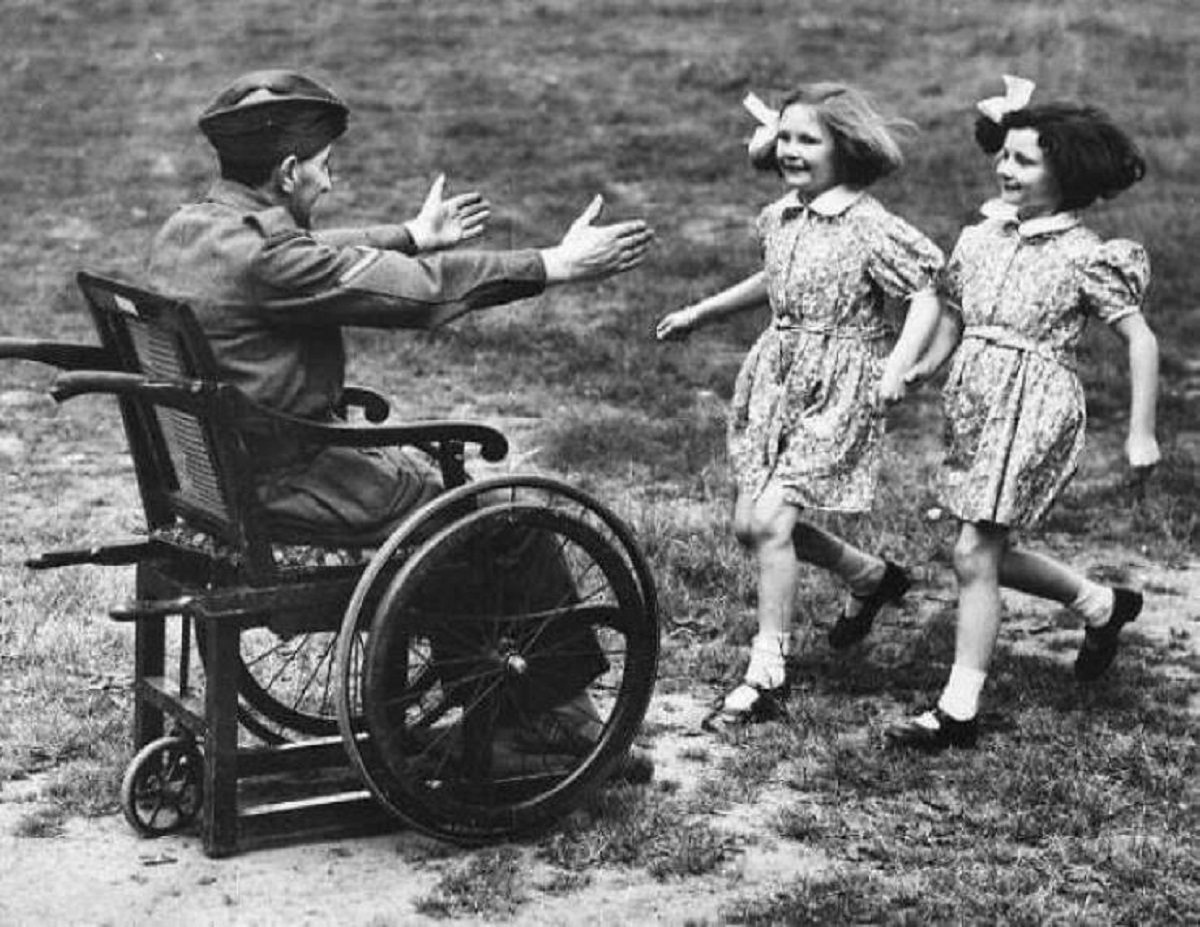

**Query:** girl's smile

left=995, top=128, right=1061, bottom=218
left=774, top=103, right=838, bottom=198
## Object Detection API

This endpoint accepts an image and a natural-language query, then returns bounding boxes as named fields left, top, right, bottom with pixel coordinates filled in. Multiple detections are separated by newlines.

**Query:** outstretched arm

left=655, top=272, right=769, bottom=341
left=878, top=289, right=942, bottom=405
left=1111, top=312, right=1160, bottom=469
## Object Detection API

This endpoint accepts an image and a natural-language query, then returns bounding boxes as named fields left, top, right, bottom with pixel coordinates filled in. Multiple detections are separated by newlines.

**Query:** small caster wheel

left=120, top=736, right=204, bottom=837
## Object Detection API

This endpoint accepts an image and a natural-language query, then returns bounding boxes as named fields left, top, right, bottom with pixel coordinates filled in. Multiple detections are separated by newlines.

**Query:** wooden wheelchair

left=0, top=271, right=659, bottom=857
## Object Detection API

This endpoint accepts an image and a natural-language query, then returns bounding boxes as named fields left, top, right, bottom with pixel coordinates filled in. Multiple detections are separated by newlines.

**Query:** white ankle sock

left=743, top=631, right=789, bottom=689
left=936, top=663, right=987, bottom=721
left=1071, top=580, right=1115, bottom=628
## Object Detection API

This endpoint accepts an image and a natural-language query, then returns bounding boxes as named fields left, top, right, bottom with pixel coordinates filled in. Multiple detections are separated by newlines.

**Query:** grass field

left=1, top=0, right=1197, bottom=923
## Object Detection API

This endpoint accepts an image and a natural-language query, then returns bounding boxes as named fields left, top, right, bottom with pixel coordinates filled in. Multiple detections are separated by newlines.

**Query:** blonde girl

left=658, top=83, right=944, bottom=729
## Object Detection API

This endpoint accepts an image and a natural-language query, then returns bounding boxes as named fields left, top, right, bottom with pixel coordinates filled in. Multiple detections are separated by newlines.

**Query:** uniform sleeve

left=1079, top=238, right=1150, bottom=325
left=247, top=211, right=546, bottom=330
left=315, top=225, right=418, bottom=255
left=864, top=210, right=945, bottom=299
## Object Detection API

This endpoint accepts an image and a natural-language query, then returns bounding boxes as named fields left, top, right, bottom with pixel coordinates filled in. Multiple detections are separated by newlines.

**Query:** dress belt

left=772, top=318, right=887, bottom=340
left=963, top=325, right=1075, bottom=372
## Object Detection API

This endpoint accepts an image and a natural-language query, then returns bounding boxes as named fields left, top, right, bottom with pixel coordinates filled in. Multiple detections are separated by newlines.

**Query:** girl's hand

left=1126, top=432, right=1160, bottom=470
left=405, top=174, right=491, bottom=251
left=656, top=307, right=700, bottom=341
left=877, top=364, right=908, bottom=407
left=902, top=354, right=942, bottom=387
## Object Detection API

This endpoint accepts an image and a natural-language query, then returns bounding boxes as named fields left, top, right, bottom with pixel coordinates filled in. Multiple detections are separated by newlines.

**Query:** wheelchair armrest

left=0, top=338, right=117, bottom=371
left=50, top=371, right=209, bottom=407
left=336, top=385, right=392, bottom=423
left=237, top=398, right=508, bottom=462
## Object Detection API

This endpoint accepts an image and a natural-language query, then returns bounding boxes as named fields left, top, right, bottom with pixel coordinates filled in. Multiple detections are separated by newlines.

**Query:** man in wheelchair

left=147, top=69, right=654, bottom=779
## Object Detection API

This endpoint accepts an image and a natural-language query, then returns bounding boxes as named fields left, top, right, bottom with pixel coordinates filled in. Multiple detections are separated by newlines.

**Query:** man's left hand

left=405, top=174, right=490, bottom=251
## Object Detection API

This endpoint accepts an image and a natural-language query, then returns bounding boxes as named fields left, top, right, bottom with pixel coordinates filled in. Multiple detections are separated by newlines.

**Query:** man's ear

left=276, top=155, right=300, bottom=194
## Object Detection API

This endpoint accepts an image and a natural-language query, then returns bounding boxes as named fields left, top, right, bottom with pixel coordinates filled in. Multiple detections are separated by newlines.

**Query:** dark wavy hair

left=750, top=83, right=913, bottom=187
left=974, top=102, right=1146, bottom=210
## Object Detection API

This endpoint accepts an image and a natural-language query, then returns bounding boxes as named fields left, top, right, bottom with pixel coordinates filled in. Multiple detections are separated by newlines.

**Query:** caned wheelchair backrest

left=75, top=271, right=264, bottom=561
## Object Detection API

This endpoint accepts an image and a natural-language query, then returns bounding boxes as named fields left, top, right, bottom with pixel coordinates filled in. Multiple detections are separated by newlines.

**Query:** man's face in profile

left=285, top=144, right=335, bottom=228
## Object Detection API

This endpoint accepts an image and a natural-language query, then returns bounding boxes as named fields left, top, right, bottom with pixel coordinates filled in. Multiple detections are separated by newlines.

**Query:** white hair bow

left=976, top=75, right=1036, bottom=123
left=743, top=92, right=779, bottom=159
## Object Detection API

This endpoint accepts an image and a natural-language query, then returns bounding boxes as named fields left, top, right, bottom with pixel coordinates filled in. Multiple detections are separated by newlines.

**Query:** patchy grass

left=12, top=806, right=68, bottom=839
left=0, top=0, right=1196, bottom=923
left=538, top=785, right=735, bottom=880
left=414, top=846, right=527, bottom=920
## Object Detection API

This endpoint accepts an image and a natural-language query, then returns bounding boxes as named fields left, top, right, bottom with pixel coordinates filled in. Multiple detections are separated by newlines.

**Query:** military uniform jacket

left=146, top=178, right=547, bottom=541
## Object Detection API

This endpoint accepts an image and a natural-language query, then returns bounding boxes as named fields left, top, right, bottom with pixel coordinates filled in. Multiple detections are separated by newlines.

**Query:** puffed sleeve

left=863, top=208, right=945, bottom=299
left=936, top=231, right=970, bottom=311
left=1079, top=239, right=1150, bottom=325
left=754, top=205, right=775, bottom=257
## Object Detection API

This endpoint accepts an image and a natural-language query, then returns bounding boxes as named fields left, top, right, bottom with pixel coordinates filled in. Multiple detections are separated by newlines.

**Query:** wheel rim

left=121, top=736, right=204, bottom=836
left=358, top=502, right=656, bottom=839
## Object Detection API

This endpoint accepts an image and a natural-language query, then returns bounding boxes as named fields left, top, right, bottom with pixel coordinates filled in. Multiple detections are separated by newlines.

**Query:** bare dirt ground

left=0, top=692, right=831, bottom=927
left=1, top=396, right=1197, bottom=927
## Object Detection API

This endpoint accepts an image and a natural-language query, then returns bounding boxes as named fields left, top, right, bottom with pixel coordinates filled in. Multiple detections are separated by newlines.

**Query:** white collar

left=980, top=198, right=1080, bottom=238
left=788, top=185, right=863, bottom=218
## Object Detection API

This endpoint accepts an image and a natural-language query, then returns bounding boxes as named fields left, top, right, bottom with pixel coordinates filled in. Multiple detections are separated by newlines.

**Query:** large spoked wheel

left=120, top=735, right=204, bottom=837
left=334, top=475, right=659, bottom=842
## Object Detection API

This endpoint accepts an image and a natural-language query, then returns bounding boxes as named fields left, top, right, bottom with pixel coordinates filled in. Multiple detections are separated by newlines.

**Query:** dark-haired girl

left=887, top=77, right=1160, bottom=751
left=657, top=84, right=944, bottom=729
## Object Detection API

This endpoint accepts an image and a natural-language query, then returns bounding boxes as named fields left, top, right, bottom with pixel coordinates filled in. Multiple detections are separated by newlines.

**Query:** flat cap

left=198, top=69, right=349, bottom=166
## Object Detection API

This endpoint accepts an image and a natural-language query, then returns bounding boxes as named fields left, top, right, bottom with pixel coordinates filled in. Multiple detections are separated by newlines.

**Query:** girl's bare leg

left=884, top=521, right=1003, bottom=749
left=709, top=484, right=799, bottom=722
left=999, top=545, right=1082, bottom=603
left=999, top=538, right=1140, bottom=681
left=744, top=482, right=800, bottom=654
left=952, top=521, right=1010, bottom=673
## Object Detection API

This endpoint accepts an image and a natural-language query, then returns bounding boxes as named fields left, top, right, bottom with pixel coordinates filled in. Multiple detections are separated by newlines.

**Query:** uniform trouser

left=257, top=445, right=609, bottom=715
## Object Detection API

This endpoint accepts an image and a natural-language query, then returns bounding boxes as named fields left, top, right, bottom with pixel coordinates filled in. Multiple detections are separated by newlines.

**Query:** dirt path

left=0, top=691, right=833, bottom=927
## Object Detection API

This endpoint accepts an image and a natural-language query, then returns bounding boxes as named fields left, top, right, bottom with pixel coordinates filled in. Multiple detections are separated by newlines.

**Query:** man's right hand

left=540, top=195, right=655, bottom=284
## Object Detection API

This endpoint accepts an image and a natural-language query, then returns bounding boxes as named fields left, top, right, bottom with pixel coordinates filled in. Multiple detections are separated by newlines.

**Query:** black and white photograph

left=0, top=1, right=1195, bottom=923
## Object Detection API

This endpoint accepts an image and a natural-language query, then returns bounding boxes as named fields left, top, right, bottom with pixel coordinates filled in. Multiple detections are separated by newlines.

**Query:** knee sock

left=935, top=663, right=987, bottom=722
left=742, top=630, right=790, bottom=689
left=1071, top=580, right=1115, bottom=628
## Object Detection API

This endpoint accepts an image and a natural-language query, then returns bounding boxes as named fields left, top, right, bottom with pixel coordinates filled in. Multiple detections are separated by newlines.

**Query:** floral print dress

left=728, top=187, right=944, bottom=511
left=937, top=201, right=1149, bottom=527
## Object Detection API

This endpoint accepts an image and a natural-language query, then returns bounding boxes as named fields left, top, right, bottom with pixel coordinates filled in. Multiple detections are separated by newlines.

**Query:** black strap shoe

left=1074, top=587, right=1142, bottom=682
left=884, top=706, right=978, bottom=752
left=828, top=560, right=911, bottom=650
left=701, top=679, right=790, bottom=732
